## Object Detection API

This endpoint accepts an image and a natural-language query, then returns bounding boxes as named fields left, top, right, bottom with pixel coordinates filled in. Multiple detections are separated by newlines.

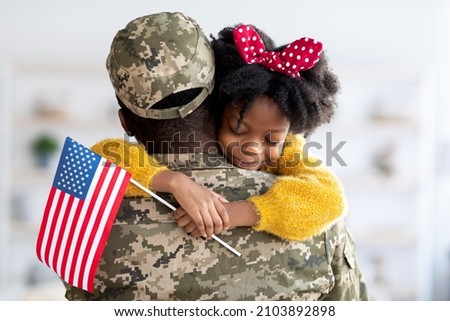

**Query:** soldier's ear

left=118, top=108, right=134, bottom=137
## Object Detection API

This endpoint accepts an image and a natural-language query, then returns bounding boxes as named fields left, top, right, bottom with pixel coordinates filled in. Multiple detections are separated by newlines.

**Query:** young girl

left=92, top=24, right=344, bottom=241
left=173, top=24, right=344, bottom=240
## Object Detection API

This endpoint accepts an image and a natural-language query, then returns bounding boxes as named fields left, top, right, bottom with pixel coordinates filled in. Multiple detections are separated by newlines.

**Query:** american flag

left=36, top=137, right=131, bottom=292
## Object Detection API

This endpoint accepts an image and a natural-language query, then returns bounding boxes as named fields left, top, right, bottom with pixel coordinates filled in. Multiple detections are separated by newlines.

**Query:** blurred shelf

left=10, top=219, right=40, bottom=238
left=13, top=115, right=120, bottom=129
left=390, top=287, right=417, bottom=301
left=335, top=65, right=423, bottom=85
left=12, top=62, right=105, bottom=77
left=21, top=281, right=66, bottom=301
left=313, top=120, right=418, bottom=137
left=339, top=173, right=418, bottom=192
left=13, top=168, right=54, bottom=185
left=353, top=228, right=417, bottom=248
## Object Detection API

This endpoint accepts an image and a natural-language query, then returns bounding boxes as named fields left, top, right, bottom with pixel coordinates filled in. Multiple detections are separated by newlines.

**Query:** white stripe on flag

left=82, top=167, right=127, bottom=290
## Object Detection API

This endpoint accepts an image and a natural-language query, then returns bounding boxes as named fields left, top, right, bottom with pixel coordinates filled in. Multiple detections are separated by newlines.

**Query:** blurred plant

left=372, top=144, right=395, bottom=177
left=31, top=134, right=59, bottom=168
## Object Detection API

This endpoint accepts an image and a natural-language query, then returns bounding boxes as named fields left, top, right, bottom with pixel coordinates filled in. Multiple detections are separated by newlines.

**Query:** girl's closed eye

left=265, top=140, right=279, bottom=146
left=264, top=133, right=282, bottom=146
left=230, top=126, right=246, bottom=136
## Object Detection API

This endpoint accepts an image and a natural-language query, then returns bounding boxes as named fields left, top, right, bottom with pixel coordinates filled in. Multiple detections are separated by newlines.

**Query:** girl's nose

left=242, top=141, right=263, bottom=156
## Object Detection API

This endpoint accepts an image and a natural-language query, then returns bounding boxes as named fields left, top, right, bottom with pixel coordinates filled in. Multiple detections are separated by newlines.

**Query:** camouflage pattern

left=64, top=153, right=368, bottom=301
left=106, top=12, right=215, bottom=119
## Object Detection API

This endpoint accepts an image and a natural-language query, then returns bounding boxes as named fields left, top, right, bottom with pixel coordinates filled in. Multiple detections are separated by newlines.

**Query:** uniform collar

left=152, top=153, right=234, bottom=170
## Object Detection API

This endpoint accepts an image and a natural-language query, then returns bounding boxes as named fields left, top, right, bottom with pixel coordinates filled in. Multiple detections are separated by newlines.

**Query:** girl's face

left=218, top=95, right=290, bottom=170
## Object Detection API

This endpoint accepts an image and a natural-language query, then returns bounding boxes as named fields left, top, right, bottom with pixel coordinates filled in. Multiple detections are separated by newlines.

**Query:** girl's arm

left=91, top=138, right=228, bottom=238
left=175, top=134, right=346, bottom=241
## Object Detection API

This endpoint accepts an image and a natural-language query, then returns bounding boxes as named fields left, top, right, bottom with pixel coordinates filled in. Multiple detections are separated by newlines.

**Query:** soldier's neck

left=142, top=132, right=220, bottom=154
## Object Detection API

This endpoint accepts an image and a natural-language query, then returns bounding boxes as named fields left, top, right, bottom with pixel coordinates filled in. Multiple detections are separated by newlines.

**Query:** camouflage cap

left=106, top=12, right=215, bottom=119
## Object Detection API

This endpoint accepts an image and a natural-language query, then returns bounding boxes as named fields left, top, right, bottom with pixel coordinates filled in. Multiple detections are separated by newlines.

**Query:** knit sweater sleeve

left=90, top=138, right=168, bottom=197
left=248, top=134, right=347, bottom=241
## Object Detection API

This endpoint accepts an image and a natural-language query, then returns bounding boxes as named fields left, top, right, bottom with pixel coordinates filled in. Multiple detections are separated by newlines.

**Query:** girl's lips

left=235, top=158, right=261, bottom=169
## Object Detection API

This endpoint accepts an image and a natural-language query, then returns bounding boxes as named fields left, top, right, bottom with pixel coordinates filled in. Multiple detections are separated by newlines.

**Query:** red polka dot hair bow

left=233, top=24, right=323, bottom=78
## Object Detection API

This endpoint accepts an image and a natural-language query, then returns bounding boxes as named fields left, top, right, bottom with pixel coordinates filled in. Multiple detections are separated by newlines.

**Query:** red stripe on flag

left=87, top=169, right=131, bottom=291
left=36, top=187, right=57, bottom=264
left=68, top=161, right=111, bottom=288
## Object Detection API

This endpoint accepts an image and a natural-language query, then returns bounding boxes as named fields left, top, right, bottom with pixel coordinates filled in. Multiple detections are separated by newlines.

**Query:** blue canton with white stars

left=52, top=137, right=102, bottom=200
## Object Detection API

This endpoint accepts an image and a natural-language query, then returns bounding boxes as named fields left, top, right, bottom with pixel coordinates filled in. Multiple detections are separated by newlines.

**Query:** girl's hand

left=174, top=199, right=259, bottom=238
left=173, top=207, right=204, bottom=238
left=171, top=181, right=229, bottom=238
left=151, top=170, right=229, bottom=238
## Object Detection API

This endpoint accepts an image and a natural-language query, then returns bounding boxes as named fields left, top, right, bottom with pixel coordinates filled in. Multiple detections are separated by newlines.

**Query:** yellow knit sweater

left=90, top=134, right=345, bottom=241
left=90, top=140, right=167, bottom=198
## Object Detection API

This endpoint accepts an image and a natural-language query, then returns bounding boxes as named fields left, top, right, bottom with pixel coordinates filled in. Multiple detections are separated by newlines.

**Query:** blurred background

left=1, top=0, right=449, bottom=300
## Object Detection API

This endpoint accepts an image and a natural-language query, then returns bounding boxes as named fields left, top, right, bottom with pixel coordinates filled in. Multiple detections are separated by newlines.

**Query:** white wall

left=1, top=0, right=444, bottom=121
left=0, top=0, right=443, bottom=67
left=433, top=0, right=450, bottom=300
left=0, top=63, right=12, bottom=296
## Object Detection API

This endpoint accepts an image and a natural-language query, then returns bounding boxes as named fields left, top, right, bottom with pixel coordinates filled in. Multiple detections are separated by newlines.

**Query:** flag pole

left=130, top=178, right=241, bottom=257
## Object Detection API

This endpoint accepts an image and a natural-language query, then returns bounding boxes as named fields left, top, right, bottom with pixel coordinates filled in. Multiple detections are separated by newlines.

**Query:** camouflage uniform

left=64, top=153, right=368, bottom=300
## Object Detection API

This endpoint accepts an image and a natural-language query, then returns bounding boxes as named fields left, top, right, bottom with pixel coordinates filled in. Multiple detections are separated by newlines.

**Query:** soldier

left=64, top=11, right=368, bottom=300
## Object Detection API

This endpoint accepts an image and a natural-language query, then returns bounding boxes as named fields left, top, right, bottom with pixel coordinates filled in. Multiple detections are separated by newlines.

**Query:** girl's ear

left=118, top=108, right=134, bottom=137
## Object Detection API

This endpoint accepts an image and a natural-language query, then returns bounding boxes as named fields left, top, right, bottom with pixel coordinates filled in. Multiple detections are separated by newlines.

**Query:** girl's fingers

left=213, top=192, right=229, bottom=203
left=183, top=221, right=198, bottom=234
left=214, top=199, right=229, bottom=230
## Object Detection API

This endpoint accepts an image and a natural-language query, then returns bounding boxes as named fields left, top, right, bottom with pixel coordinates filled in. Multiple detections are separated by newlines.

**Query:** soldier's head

left=107, top=12, right=216, bottom=153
